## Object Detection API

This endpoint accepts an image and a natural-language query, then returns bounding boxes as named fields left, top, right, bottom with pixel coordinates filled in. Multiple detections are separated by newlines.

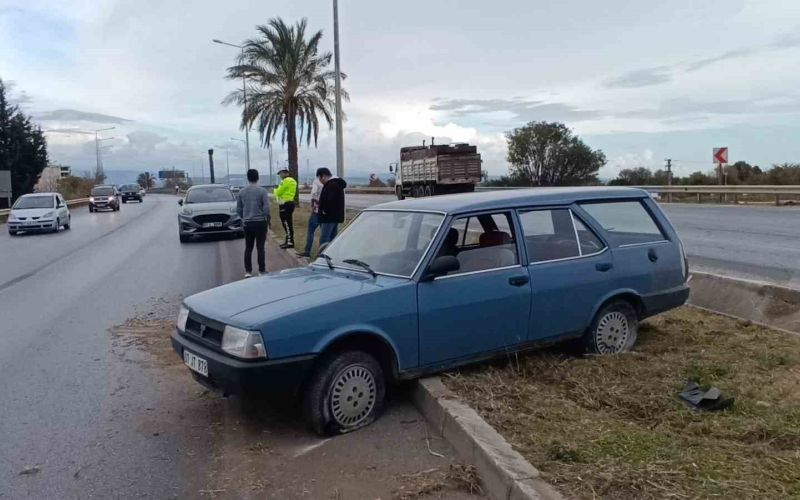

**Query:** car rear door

left=417, top=211, right=531, bottom=366
left=521, top=207, right=615, bottom=341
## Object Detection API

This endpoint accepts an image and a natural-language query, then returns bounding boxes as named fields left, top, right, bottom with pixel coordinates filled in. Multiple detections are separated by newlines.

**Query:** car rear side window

left=519, top=209, right=580, bottom=263
left=580, top=201, right=665, bottom=246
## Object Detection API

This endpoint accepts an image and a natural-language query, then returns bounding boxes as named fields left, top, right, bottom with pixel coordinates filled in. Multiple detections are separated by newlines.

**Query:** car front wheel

left=303, top=350, right=385, bottom=436
left=584, top=300, right=638, bottom=355
left=64, top=216, right=70, bottom=230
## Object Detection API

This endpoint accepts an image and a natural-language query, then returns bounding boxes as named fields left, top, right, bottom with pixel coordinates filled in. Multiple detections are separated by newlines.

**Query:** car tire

left=9, top=230, right=17, bottom=236
left=64, top=216, right=71, bottom=230
left=122, top=199, right=127, bottom=204
left=89, top=206, right=94, bottom=213
left=53, top=218, right=60, bottom=233
left=303, top=350, right=385, bottom=436
left=179, top=234, right=189, bottom=243
left=584, top=300, right=638, bottom=355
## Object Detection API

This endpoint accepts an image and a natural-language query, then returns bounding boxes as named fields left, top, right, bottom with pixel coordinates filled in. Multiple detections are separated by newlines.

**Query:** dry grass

left=392, top=464, right=483, bottom=500
left=444, top=307, right=800, bottom=499
left=269, top=200, right=357, bottom=257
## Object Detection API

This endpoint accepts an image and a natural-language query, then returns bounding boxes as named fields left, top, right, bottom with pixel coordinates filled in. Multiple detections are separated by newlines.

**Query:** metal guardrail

left=0, top=197, right=89, bottom=218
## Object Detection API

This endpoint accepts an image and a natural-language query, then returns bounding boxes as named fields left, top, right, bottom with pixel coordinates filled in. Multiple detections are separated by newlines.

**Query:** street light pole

left=333, top=0, right=345, bottom=178
left=213, top=39, right=251, bottom=171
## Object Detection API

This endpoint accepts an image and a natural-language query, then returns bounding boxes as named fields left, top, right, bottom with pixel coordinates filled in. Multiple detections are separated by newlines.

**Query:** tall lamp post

left=333, top=0, right=344, bottom=178
left=213, top=39, right=251, bottom=172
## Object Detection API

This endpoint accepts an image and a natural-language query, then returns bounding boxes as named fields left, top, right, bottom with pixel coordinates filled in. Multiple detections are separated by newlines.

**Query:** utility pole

left=213, top=39, right=251, bottom=171
left=225, top=146, right=230, bottom=183
left=665, top=158, right=673, bottom=203
left=268, top=146, right=273, bottom=186
left=333, top=0, right=344, bottom=178
left=208, top=149, right=216, bottom=184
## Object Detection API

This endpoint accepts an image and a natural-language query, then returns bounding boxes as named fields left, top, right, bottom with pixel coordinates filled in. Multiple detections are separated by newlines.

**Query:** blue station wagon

left=172, top=187, right=689, bottom=435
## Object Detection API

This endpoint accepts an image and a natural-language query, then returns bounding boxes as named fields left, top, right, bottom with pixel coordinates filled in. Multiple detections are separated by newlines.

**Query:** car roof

left=371, top=187, right=650, bottom=214
left=20, top=193, right=56, bottom=197
left=188, top=184, right=230, bottom=190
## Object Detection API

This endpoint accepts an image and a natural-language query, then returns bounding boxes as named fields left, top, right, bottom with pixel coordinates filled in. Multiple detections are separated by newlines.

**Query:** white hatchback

left=7, top=193, right=71, bottom=235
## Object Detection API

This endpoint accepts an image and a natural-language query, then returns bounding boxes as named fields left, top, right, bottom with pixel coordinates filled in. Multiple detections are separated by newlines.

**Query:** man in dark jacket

left=317, top=168, right=347, bottom=245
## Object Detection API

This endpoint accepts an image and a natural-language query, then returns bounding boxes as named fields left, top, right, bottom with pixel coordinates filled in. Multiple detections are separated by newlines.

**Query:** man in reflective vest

left=274, top=169, right=298, bottom=249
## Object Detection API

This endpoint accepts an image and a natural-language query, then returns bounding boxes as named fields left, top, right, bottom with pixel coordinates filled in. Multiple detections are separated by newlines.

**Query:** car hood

left=184, top=267, right=402, bottom=328
left=183, top=201, right=236, bottom=214
left=11, top=207, right=55, bottom=218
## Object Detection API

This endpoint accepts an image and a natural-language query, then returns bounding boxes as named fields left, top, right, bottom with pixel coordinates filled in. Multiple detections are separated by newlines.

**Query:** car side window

left=574, top=216, right=605, bottom=254
left=435, top=212, right=519, bottom=275
left=519, top=209, right=580, bottom=263
left=580, top=201, right=665, bottom=246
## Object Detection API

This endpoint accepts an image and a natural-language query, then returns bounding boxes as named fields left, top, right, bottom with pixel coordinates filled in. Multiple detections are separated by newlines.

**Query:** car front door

left=417, top=211, right=531, bottom=367
left=56, top=195, right=68, bottom=221
left=520, top=207, right=614, bottom=341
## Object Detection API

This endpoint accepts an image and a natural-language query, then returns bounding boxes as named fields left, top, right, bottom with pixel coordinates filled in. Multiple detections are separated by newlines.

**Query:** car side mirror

left=178, top=199, right=184, bottom=206
left=422, top=256, right=460, bottom=282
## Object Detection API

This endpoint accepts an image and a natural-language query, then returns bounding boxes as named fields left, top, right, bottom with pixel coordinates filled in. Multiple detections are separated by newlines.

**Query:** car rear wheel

left=303, top=350, right=385, bottom=436
left=584, top=300, right=638, bottom=354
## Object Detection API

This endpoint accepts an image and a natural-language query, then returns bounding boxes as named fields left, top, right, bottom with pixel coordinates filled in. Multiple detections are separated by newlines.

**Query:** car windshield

left=121, top=184, right=138, bottom=191
left=185, top=187, right=234, bottom=203
left=91, top=187, right=114, bottom=196
left=13, top=195, right=54, bottom=209
left=318, top=210, right=444, bottom=277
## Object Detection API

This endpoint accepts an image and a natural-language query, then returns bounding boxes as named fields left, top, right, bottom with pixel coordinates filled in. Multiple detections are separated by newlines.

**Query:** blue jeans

left=320, top=222, right=339, bottom=245
left=304, top=213, right=320, bottom=254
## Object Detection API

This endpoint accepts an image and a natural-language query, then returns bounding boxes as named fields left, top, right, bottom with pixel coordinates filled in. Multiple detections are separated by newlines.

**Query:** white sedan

left=7, top=192, right=71, bottom=235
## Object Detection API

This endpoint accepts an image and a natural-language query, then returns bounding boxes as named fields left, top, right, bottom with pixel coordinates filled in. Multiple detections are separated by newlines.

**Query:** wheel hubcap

left=330, top=365, right=376, bottom=427
left=596, top=311, right=629, bottom=354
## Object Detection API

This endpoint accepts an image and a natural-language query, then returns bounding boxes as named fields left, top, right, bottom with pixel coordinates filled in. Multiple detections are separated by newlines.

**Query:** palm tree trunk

left=286, top=106, right=300, bottom=202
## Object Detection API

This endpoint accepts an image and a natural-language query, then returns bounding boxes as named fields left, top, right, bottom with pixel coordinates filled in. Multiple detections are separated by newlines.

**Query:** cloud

left=618, top=96, right=800, bottom=121
left=684, top=47, right=758, bottom=72
left=603, top=67, right=673, bottom=88
left=430, top=98, right=602, bottom=123
left=35, top=109, right=132, bottom=124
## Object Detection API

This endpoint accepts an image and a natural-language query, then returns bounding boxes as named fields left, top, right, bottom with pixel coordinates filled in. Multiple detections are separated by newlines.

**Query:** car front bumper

left=178, top=214, right=242, bottom=236
left=122, top=194, right=141, bottom=200
left=171, top=330, right=316, bottom=397
left=8, top=218, right=58, bottom=232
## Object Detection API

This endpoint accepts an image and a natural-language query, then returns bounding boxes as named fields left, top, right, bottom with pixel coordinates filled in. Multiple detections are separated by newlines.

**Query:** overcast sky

left=2, top=0, right=800, bottom=180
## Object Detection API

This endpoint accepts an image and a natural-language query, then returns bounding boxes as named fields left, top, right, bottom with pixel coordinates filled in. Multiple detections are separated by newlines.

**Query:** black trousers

left=279, top=202, right=295, bottom=243
left=243, top=220, right=268, bottom=273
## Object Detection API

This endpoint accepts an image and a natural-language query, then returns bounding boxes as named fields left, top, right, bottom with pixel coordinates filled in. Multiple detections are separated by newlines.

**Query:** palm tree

left=223, top=18, right=347, bottom=183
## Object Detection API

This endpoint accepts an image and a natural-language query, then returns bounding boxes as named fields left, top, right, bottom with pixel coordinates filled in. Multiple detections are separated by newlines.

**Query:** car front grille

left=193, top=214, right=231, bottom=225
left=184, top=314, right=224, bottom=346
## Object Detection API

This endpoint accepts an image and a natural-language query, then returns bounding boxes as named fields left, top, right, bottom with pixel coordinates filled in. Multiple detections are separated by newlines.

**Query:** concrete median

left=688, top=271, right=800, bottom=334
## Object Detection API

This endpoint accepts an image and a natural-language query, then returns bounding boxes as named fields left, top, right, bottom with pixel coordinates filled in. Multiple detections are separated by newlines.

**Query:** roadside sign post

left=0, top=170, right=11, bottom=209
left=713, top=147, right=728, bottom=203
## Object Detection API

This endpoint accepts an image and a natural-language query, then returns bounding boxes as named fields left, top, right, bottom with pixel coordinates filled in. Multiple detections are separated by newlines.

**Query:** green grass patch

left=444, top=307, right=800, bottom=499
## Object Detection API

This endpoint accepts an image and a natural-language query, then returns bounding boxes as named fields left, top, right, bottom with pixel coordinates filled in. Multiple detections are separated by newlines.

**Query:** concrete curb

left=412, top=377, right=563, bottom=500
left=688, top=271, right=800, bottom=335
left=267, top=229, right=310, bottom=268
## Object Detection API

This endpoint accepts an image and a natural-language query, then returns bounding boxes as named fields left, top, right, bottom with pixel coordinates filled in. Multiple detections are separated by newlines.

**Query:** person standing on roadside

left=274, top=169, right=298, bottom=249
left=237, top=169, right=271, bottom=278
left=297, top=172, right=324, bottom=258
left=317, top=168, right=347, bottom=245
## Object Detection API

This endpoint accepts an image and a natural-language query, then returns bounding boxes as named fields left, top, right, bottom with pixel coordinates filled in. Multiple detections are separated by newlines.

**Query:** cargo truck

left=391, top=141, right=482, bottom=199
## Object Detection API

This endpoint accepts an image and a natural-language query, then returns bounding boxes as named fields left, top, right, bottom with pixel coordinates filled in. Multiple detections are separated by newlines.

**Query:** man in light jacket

left=274, top=169, right=298, bottom=249
left=297, top=171, right=324, bottom=257
left=236, top=169, right=270, bottom=278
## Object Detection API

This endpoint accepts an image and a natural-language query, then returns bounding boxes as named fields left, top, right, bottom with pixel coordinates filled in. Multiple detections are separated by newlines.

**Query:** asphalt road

left=321, top=193, right=800, bottom=289
left=0, top=195, right=478, bottom=499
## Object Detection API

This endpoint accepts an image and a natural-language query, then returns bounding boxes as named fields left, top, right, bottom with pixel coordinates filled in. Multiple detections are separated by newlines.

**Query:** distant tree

left=608, top=167, right=653, bottom=186
left=683, top=171, right=716, bottom=185
left=58, top=173, right=95, bottom=200
left=0, top=78, right=49, bottom=202
left=652, top=169, right=670, bottom=185
left=137, top=172, right=155, bottom=189
left=765, top=163, right=800, bottom=185
left=505, top=121, right=604, bottom=186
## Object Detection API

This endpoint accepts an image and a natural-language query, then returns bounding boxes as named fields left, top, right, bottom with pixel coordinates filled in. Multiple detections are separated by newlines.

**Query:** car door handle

left=648, top=248, right=659, bottom=262
left=595, top=262, right=613, bottom=272
left=508, top=275, right=529, bottom=287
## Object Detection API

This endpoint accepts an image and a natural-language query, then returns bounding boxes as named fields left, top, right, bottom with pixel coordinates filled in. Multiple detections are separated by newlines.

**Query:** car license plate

left=202, top=222, right=223, bottom=228
left=183, top=350, right=208, bottom=377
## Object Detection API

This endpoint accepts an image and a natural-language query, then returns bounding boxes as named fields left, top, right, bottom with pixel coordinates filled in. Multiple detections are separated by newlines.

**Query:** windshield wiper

left=342, top=259, right=377, bottom=277
left=318, top=253, right=334, bottom=270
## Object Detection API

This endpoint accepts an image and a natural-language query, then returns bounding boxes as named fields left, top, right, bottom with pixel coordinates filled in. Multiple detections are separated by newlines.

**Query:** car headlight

left=41, top=211, right=54, bottom=219
left=7, top=212, right=16, bottom=221
left=89, top=197, right=95, bottom=202
left=182, top=207, right=193, bottom=215
left=176, top=305, right=190, bottom=332
left=107, top=196, right=114, bottom=201
left=229, top=206, right=238, bottom=214
left=222, top=326, right=266, bottom=359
